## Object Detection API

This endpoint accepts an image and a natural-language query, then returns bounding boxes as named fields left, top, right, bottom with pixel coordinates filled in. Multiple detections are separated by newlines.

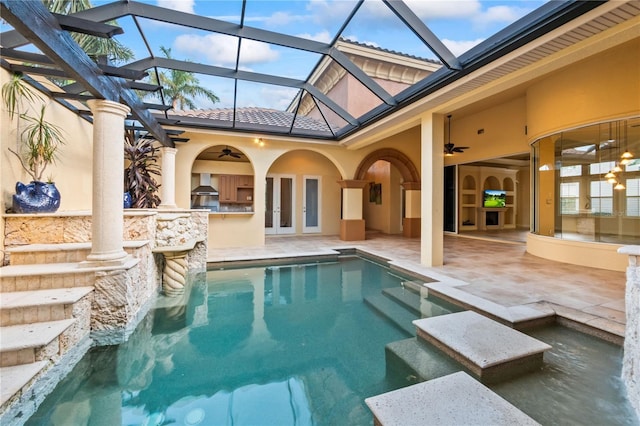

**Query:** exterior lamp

left=612, top=164, right=623, bottom=173
left=614, top=182, right=626, bottom=190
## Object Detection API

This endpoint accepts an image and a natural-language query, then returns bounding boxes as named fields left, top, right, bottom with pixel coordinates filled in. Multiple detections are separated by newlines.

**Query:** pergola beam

left=0, top=0, right=171, bottom=146
left=382, top=0, right=461, bottom=70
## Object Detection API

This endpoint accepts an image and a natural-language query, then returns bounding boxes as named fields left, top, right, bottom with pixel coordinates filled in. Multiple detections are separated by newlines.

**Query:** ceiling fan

left=217, top=146, right=242, bottom=159
left=445, top=115, right=469, bottom=156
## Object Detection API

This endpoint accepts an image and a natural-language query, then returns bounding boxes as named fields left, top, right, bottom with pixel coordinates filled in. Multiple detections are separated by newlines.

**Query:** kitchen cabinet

left=219, top=175, right=254, bottom=205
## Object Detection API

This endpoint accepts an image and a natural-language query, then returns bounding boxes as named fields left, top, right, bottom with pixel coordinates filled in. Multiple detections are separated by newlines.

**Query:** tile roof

left=168, top=108, right=334, bottom=134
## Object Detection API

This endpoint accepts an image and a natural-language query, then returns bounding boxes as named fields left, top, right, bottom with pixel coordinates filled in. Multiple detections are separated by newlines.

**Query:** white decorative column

left=619, top=245, right=640, bottom=418
left=86, top=99, right=130, bottom=263
left=420, top=113, right=444, bottom=267
left=159, top=146, right=178, bottom=209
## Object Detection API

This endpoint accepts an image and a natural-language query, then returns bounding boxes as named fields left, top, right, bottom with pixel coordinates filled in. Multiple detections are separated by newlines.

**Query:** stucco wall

left=526, top=39, right=640, bottom=142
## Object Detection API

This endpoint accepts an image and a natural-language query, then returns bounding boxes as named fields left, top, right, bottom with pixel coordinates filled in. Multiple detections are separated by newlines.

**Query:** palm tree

left=154, top=46, right=220, bottom=110
left=43, top=0, right=134, bottom=63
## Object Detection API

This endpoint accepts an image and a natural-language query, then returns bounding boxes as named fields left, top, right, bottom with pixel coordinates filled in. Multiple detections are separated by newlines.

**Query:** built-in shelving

left=458, top=166, right=518, bottom=232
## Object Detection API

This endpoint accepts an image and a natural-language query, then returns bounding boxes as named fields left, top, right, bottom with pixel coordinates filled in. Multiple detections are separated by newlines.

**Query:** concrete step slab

left=365, top=371, right=540, bottom=426
left=6, top=241, right=149, bottom=265
left=425, top=282, right=553, bottom=330
left=414, top=311, right=552, bottom=383
left=0, top=361, right=48, bottom=407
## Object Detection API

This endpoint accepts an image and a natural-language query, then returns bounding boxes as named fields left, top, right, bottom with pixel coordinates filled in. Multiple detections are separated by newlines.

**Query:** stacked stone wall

left=620, top=245, right=640, bottom=418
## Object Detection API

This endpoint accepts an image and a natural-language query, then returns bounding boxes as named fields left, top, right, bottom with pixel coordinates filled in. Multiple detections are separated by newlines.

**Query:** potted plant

left=2, top=72, right=66, bottom=213
left=124, top=129, right=161, bottom=208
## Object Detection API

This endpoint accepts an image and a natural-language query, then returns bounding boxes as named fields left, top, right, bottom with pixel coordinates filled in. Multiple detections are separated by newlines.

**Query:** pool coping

left=207, top=246, right=625, bottom=345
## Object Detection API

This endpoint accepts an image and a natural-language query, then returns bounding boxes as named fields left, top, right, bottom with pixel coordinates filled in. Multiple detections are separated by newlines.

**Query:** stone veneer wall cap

left=157, top=213, right=192, bottom=221
left=618, top=245, right=640, bottom=255
left=2, top=210, right=92, bottom=218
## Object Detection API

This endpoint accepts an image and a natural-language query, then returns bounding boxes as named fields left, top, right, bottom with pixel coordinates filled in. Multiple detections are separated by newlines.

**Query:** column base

left=403, top=217, right=421, bottom=238
left=84, top=249, right=129, bottom=265
left=340, top=219, right=365, bottom=241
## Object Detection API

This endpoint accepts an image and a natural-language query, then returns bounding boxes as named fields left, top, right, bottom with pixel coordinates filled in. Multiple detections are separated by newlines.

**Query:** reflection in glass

left=533, top=118, right=640, bottom=244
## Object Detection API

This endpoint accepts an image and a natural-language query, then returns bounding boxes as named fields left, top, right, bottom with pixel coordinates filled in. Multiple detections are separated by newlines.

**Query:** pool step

left=5, top=240, right=149, bottom=266
left=0, top=361, right=48, bottom=408
left=364, top=294, right=418, bottom=335
left=414, top=311, right=552, bottom=384
left=366, top=371, right=540, bottom=426
left=382, top=286, right=459, bottom=318
left=0, top=319, right=77, bottom=367
left=0, top=287, right=93, bottom=326
left=381, top=287, right=421, bottom=315
left=385, top=338, right=463, bottom=385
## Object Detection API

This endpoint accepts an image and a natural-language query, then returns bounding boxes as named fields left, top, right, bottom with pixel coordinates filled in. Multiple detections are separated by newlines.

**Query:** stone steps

left=385, top=338, right=463, bottom=384
left=0, top=287, right=93, bottom=326
left=0, top=319, right=76, bottom=367
left=5, top=240, right=149, bottom=266
left=364, top=294, right=418, bottom=335
left=0, top=257, right=140, bottom=292
left=0, top=361, right=48, bottom=408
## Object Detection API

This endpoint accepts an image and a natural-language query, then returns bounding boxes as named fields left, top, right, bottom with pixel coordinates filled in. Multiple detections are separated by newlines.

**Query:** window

left=590, top=180, right=613, bottom=215
left=560, top=182, right=580, bottom=214
left=589, top=161, right=615, bottom=175
left=560, top=165, right=582, bottom=177
left=627, top=178, right=640, bottom=217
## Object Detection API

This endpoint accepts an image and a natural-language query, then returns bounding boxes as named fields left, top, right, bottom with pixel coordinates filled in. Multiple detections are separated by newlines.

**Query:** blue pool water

left=27, top=256, right=458, bottom=425
left=26, top=255, right=638, bottom=425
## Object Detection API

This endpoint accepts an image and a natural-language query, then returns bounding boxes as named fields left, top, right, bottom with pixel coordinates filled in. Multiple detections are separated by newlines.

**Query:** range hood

left=192, top=174, right=218, bottom=195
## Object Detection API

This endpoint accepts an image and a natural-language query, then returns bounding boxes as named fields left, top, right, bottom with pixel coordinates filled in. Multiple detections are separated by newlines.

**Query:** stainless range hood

left=191, top=174, right=219, bottom=211
left=192, top=173, right=218, bottom=195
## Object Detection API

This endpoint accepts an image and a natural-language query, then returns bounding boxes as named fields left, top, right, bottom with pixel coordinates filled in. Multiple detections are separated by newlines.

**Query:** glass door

left=303, top=176, right=321, bottom=233
left=265, top=174, right=295, bottom=234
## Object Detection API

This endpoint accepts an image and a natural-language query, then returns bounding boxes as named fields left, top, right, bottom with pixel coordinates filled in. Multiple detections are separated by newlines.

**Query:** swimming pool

left=26, top=255, right=638, bottom=425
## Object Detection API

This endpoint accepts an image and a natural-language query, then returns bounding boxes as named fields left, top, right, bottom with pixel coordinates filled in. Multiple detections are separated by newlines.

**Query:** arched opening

left=190, top=144, right=254, bottom=212
left=266, top=150, right=342, bottom=236
left=353, top=149, right=421, bottom=237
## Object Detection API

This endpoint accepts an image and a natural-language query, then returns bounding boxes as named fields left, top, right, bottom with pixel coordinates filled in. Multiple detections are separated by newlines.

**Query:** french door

left=265, top=174, right=295, bottom=234
left=303, top=176, right=321, bottom=233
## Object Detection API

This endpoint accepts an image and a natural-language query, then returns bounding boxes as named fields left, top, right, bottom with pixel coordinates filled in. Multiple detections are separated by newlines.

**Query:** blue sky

left=5, top=0, right=549, bottom=110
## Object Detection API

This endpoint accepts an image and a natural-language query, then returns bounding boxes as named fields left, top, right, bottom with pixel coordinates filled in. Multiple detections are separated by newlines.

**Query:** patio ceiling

left=0, top=0, right=609, bottom=147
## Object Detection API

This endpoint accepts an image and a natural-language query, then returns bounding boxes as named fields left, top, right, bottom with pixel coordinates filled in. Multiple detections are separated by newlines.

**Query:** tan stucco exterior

left=1, top=9, right=639, bottom=271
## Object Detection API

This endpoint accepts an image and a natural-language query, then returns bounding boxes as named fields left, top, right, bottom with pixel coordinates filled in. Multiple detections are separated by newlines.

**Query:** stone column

left=159, top=147, right=178, bottom=209
left=338, top=180, right=368, bottom=241
left=86, top=99, right=130, bottom=263
left=420, top=113, right=444, bottom=267
left=403, top=181, right=421, bottom=238
left=618, top=245, right=640, bottom=418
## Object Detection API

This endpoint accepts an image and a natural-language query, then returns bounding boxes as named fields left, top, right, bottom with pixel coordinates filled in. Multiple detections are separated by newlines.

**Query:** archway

left=351, top=148, right=421, bottom=238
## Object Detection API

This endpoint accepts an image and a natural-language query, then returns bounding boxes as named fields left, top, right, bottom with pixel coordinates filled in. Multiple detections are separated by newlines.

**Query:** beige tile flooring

left=208, top=231, right=628, bottom=337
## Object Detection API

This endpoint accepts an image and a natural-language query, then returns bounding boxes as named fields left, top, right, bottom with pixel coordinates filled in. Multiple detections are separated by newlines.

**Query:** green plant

left=2, top=72, right=66, bottom=182
left=124, top=130, right=161, bottom=208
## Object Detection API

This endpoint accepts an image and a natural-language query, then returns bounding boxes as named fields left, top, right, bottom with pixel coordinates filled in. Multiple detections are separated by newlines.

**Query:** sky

left=5, top=0, right=549, bottom=111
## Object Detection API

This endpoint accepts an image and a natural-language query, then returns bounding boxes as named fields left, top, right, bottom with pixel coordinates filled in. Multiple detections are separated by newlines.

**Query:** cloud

left=472, top=5, right=534, bottom=29
left=404, top=0, right=481, bottom=20
left=156, top=0, right=195, bottom=14
left=442, top=38, right=484, bottom=56
left=296, top=30, right=332, bottom=43
left=173, top=34, right=279, bottom=66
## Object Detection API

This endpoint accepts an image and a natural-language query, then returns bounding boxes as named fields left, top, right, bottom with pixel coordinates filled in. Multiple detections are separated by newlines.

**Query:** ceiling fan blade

left=230, top=153, right=241, bottom=158
left=218, top=153, right=226, bottom=158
